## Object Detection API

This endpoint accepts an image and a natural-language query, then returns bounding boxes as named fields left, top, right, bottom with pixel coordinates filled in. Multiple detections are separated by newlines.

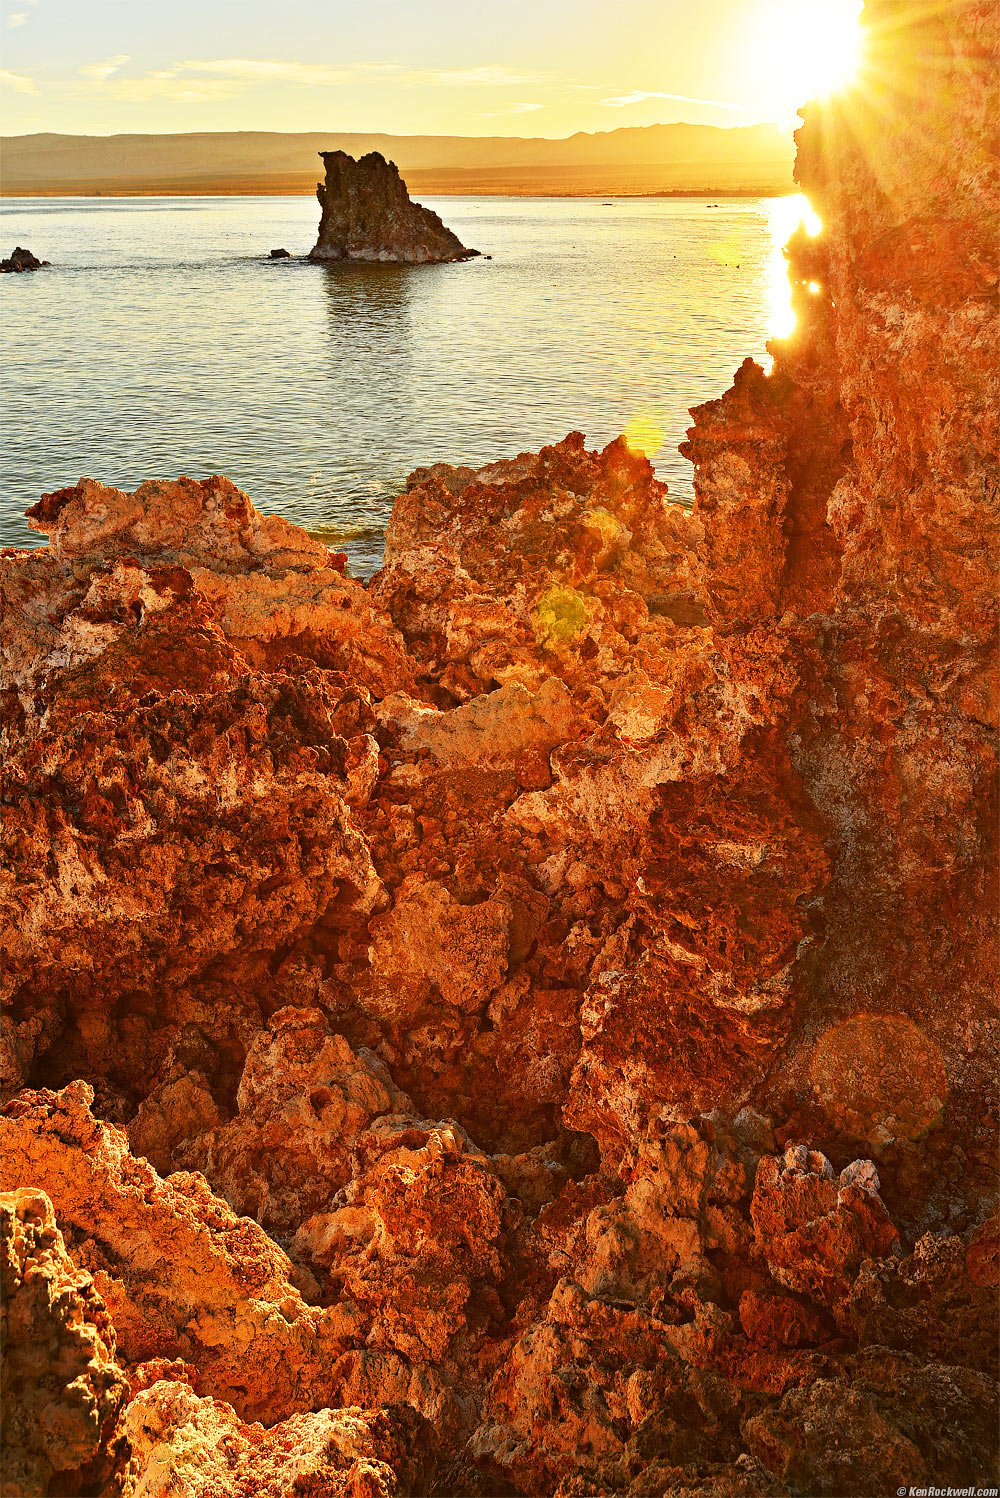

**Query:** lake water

left=1, top=193, right=801, bottom=574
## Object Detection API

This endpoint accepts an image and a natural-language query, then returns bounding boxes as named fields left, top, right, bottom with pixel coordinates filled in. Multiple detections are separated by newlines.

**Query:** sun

left=743, top=0, right=864, bottom=124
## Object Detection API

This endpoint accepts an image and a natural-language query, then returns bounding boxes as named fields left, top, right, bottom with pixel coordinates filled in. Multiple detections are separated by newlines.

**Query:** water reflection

left=319, top=260, right=417, bottom=327
left=311, top=264, right=419, bottom=567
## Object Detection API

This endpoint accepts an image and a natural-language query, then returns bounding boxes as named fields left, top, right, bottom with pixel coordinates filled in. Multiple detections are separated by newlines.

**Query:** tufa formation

left=1, top=246, right=48, bottom=273
left=308, top=149, right=479, bottom=264
left=1, top=1, right=997, bottom=1493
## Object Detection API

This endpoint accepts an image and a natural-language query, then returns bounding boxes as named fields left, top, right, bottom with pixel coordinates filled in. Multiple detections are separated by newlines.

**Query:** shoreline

left=1, top=185, right=795, bottom=200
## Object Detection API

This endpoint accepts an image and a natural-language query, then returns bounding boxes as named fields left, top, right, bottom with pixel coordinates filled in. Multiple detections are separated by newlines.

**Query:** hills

left=0, top=123, right=795, bottom=197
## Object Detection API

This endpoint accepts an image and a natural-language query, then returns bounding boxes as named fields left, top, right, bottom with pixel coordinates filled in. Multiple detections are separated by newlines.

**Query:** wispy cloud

left=104, top=77, right=246, bottom=104
left=7, top=12, right=28, bottom=27
left=0, top=67, right=37, bottom=93
left=77, top=54, right=243, bottom=102
left=428, top=65, right=538, bottom=88
left=74, top=56, right=546, bottom=104
left=601, top=88, right=755, bottom=113
left=177, top=58, right=351, bottom=85
left=173, top=59, right=539, bottom=89
left=481, top=99, right=545, bottom=119
left=79, top=54, right=130, bottom=82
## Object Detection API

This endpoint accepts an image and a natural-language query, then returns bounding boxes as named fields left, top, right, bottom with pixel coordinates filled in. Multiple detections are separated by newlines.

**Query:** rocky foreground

left=1, top=2, right=998, bottom=1495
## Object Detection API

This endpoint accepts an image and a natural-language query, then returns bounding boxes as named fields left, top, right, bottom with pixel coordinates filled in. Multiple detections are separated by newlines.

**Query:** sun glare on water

left=623, top=411, right=666, bottom=458
left=764, top=193, right=823, bottom=353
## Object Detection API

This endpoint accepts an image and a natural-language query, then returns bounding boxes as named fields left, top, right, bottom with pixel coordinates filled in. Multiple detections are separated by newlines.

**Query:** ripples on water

left=1, top=194, right=794, bottom=574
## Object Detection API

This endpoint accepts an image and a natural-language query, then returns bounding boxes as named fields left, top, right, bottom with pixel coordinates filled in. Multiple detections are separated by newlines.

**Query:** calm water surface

left=1, top=194, right=795, bottom=573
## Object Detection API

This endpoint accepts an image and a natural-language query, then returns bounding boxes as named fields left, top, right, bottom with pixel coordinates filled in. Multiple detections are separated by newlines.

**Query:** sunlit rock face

left=1, top=474, right=406, bottom=1104
left=308, top=150, right=478, bottom=264
left=684, top=0, right=999, bottom=1212
left=1, top=1187, right=130, bottom=1496
left=1, top=2, right=997, bottom=1494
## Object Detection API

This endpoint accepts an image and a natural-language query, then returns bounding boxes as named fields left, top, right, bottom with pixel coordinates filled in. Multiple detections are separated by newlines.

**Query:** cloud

left=174, top=58, right=538, bottom=89
left=74, top=56, right=546, bottom=105
left=481, top=100, right=545, bottom=119
left=7, top=12, right=27, bottom=27
left=427, top=65, right=538, bottom=88
left=104, top=76, right=245, bottom=104
left=0, top=67, right=37, bottom=93
left=601, top=89, right=754, bottom=112
left=178, top=58, right=350, bottom=84
left=79, top=54, right=130, bottom=82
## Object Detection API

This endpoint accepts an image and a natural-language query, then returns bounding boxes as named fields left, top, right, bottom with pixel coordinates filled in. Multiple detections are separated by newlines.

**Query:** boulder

left=1, top=246, right=45, bottom=273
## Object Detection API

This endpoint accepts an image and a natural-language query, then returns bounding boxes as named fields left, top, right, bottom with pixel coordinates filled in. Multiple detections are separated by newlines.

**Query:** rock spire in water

left=308, top=149, right=478, bottom=264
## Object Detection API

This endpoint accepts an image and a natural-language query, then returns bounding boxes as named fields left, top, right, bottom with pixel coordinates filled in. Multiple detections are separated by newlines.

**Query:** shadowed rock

left=1, top=247, right=46, bottom=273
left=308, top=150, right=478, bottom=264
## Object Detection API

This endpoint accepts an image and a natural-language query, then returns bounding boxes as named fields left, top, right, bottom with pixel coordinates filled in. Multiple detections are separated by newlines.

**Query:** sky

left=0, top=0, right=847, bottom=138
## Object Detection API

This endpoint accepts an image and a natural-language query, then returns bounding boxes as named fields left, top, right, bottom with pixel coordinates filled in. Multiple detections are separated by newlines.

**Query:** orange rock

left=744, top=1349, right=996, bottom=1495
left=750, top=1147, right=898, bottom=1313
left=1, top=1187, right=129, bottom=1496
left=0, top=1083, right=357, bottom=1422
left=123, top=1381, right=434, bottom=1497
left=175, top=1007, right=411, bottom=1238
left=0, top=1, right=997, bottom=1491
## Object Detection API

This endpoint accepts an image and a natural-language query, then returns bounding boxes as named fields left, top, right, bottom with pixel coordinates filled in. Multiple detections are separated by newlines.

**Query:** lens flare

left=810, top=1014, right=947, bottom=1144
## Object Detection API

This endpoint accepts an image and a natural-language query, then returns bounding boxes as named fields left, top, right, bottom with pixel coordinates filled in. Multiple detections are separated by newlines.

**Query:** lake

left=1, top=193, right=804, bottom=574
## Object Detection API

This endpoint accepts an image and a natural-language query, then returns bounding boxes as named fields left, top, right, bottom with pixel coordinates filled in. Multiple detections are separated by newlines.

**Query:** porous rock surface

left=309, top=150, right=477, bottom=264
left=1, top=2, right=997, bottom=1493
left=122, top=1385, right=434, bottom=1498
left=1, top=1187, right=130, bottom=1496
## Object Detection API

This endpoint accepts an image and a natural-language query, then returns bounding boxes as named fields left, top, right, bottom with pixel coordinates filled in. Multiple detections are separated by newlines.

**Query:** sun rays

left=741, top=0, right=865, bottom=125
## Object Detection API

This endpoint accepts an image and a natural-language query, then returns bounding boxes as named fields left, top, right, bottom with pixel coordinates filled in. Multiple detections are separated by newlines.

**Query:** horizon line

left=0, top=118, right=794, bottom=145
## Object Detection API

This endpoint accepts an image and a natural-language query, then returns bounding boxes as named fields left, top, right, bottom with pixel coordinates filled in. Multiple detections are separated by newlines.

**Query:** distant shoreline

left=1, top=123, right=794, bottom=201
left=1, top=185, right=795, bottom=200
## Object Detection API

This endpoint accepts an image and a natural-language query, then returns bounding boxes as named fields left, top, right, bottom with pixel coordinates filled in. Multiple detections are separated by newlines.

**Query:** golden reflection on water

left=765, top=192, right=823, bottom=350
left=623, top=410, right=666, bottom=459
left=707, top=230, right=746, bottom=270
left=622, top=194, right=824, bottom=458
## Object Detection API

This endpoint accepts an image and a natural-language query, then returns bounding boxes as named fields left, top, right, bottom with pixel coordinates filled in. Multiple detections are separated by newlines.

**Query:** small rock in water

left=1, top=246, right=45, bottom=274
left=269, top=247, right=292, bottom=259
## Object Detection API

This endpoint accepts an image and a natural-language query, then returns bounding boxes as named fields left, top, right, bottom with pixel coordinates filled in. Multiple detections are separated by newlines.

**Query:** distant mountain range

left=0, top=124, right=795, bottom=197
